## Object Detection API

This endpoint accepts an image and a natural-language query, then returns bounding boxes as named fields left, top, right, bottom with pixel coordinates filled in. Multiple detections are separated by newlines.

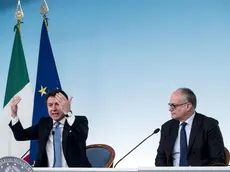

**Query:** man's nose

left=169, top=106, right=173, bottom=111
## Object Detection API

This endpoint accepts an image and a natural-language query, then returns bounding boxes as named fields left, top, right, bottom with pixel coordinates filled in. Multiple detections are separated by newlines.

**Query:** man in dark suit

left=9, top=89, right=91, bottom=167
left=155, top=88, right=225, bottom=166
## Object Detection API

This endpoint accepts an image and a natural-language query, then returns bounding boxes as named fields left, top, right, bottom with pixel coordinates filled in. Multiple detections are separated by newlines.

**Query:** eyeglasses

left=168, top=102, right=188, bottom=109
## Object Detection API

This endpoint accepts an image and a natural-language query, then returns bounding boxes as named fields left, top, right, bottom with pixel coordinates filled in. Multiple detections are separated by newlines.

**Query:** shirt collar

left=180, top=112, right=195, bottom=126
left=53, top=117, right=66, bottom=125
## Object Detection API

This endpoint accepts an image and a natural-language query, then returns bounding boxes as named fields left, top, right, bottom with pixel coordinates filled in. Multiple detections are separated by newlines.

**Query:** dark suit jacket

left=155, top=112, right=225, bottom=166
left=9, top=116, right=91, bottom=167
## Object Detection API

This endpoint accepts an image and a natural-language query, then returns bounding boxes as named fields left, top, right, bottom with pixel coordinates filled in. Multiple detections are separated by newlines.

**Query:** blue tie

left=179, top=122, right=189, bottom=166
left=54, top=122, right=61, bottom=167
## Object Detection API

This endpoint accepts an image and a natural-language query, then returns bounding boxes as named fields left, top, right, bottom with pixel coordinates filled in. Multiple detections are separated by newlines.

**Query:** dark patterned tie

left=179, top=122, right=189, bottom=166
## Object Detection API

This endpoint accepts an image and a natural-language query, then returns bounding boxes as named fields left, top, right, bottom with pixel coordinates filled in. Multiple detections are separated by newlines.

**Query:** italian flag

left=0, top=24, right=33, bottom=159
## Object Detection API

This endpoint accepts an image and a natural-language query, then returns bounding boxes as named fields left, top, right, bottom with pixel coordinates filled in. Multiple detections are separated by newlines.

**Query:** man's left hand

left=55, top=92, right=73, bottom=114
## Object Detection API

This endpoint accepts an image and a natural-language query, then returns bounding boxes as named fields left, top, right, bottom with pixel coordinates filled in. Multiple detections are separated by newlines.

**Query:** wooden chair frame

left=86, top=144, right=115, bottom=168
left=224, top=147, right=230, bottom=166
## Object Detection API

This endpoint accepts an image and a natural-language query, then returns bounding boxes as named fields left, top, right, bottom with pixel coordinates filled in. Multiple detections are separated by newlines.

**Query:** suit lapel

left=188, top=113, right=202, bottom=152
left=169, top=120, right=179, bottom=154
left=62, top=120, right=70, bottom=158
left=44, top=118, right=53, bottom=142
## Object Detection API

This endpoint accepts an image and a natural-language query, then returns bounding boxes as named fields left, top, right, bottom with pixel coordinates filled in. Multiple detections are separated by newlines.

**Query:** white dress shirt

left=172, top=112, right=195, bottom=166
left=11, top=114, right=75, bottom=168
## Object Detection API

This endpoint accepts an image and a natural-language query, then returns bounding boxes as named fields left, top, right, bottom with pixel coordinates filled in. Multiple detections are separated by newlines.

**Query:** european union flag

left=30, top=18, right=62, bottom=165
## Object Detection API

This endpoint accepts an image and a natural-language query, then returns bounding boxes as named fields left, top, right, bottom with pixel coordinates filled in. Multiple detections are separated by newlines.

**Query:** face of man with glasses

left=168, top=90, right=192, bottom=121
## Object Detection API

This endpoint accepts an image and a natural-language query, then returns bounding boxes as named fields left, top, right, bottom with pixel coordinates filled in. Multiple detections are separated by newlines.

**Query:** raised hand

left=10, top=96, right=21, bottom=118
left=55, top=93, right=73, bottom=114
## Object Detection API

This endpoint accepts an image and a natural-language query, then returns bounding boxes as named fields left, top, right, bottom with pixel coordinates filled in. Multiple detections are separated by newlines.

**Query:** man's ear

left=186, top=102, right=192, bottom=111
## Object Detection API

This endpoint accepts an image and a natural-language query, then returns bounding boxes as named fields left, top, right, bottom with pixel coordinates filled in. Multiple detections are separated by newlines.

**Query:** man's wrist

left=11, top=116, right=19, bottom=125
left=11, top=114, right=17, bottom=119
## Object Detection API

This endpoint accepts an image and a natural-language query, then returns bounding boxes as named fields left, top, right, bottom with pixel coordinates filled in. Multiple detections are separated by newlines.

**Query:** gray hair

left=177, top=88, right=197, bottom=109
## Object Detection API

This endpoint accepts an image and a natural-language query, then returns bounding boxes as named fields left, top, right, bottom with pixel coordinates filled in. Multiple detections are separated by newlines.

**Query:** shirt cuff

left=66, top=113, right=75, bottom=126
left=11, top=116, right=19, bottom=126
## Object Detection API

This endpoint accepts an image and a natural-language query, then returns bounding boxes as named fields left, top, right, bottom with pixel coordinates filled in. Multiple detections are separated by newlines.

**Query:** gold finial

left=15, top=0, right=24, bottom=22
left=40, top=0, right=49, bottom=16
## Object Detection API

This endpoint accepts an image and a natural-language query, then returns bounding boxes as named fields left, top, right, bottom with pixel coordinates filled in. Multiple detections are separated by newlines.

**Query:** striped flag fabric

left=0, top=23, right=33, bottom=159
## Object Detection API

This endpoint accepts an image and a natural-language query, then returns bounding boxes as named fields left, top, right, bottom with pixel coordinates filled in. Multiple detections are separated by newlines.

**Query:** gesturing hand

left=10, top=96, right=21, bottom=118
left=55, top=92, right=73, bottom=114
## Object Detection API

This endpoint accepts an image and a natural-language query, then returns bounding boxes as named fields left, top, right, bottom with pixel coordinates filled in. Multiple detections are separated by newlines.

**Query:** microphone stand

left=114, top=128, right=160, bottom=168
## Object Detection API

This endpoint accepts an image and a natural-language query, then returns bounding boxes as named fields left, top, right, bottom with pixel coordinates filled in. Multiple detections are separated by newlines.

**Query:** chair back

left=86, top=144, right=115, bottom=168
left=225, top=147, right=230, bottom=166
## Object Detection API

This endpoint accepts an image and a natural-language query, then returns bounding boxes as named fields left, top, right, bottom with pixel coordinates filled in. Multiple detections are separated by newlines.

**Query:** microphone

left=114, top=128, right=160, bottom=168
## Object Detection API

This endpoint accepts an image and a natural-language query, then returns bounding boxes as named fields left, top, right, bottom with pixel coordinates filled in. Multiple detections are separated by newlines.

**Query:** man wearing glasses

left=155, top=88, right=225, bottom=166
